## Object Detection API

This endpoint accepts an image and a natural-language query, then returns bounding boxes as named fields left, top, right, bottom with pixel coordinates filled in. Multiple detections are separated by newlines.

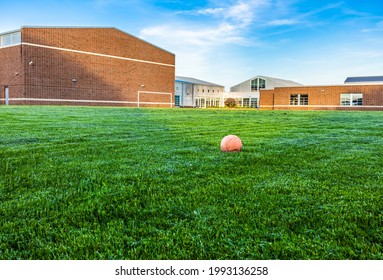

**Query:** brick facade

left=260, top=85, right=383, bottom=111
left=0, top=45, right=24, bottom=101
left=1, top=27, right=175, bottom=107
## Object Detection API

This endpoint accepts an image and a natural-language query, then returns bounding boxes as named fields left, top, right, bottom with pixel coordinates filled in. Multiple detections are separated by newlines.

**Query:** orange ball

left=220, top=135, right=242, bottom=152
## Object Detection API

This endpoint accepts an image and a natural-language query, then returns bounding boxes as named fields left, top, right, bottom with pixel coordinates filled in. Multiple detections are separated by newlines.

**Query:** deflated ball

left=220, top=135, right=242, bottom=152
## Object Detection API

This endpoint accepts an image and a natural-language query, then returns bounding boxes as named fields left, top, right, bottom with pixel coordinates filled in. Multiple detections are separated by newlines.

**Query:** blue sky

left=1, top=0, right=383, bottom=89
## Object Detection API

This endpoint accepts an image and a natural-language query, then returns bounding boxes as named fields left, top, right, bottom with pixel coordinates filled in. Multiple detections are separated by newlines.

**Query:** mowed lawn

left=0, top=106, right=382, bottom=260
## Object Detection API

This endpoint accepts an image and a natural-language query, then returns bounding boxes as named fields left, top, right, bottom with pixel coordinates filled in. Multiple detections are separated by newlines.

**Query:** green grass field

left=0, top=106, right=382, bottom=260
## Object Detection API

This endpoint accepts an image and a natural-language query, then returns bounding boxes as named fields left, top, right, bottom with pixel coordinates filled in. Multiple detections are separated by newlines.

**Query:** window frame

left=340, top=93, right=363, bottom=107
left=251, top=79, right=258, bottom=91
left=300, top=94, right=308, bottom=105
left=259, top=78, right=266, bottom=90
left=250, top=78, right=266, bottom=92
left=290, top=94, right=308, bottom=106
left=243, top=98, right=250, bottom=108
left=250, top=98, right=258, bottom=108
left=290, top=94, right=299, bottom=105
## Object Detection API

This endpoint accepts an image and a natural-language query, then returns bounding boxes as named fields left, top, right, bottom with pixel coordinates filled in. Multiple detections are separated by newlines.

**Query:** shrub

left=224, top=98, right=237, bottom=108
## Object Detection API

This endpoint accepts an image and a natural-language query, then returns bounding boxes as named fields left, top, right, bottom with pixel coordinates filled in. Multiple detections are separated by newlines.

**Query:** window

left=206, top=98, right=219, bottom=108
left=251, top=78, right=266, bottom=91
left=353, top=94, right=363, bottom=106
left=290, top=94, right=299, bottom=105
left=185, top=84, right=192, bottom=95
left=300, top=94, right=308, bottom=105
left=341, top=94, right=350, bottom=106
left=290, top=94, right=308, bottom=106
left=341, top=93, right=363, bottom=106
left=251, top=79, right=258, bottom=91
left=259, top=78, right=266, bottom=89
left=196, top=98, right=206, bottom=108
left=243, top=98, right=250, bottom=107
left=251, top=98, right=258, bottom=108
left=0, top=31, right=21, bottom=47
left=174, top=95, right=180, bottom=107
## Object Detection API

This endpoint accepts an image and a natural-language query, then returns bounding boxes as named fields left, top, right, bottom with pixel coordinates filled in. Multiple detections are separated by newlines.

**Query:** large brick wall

left=0, top=45, right=24, bottom=104
left=258, top=89, right=274, bottom=110
left=22, top=27, right=174, bottom=66
left=1, top=27, right=175, bottom=107
left=260, top=85, right=383, bottom=111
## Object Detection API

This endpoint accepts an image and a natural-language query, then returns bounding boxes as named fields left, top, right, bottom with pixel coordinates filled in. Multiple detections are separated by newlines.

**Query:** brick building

left=260, top=84, right=383, bottom=110
left=0, top=27, right=175, bottom=107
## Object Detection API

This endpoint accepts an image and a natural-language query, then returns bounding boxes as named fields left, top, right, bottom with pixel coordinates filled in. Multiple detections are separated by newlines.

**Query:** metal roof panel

left=175, top=76, right=224, bottom=87
left=345, top=76, right=383, bottom=83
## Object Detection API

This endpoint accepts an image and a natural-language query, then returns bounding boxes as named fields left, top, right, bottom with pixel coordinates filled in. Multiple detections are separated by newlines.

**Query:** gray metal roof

left=230, top=75, right=302, bottom=92
left=0, top=29, right=21, bottom=36
left=256, top=75, right=303, bottom=87
left=345, top=76, right=383, bottom=83
left=175, top=76, right=224, bottom=87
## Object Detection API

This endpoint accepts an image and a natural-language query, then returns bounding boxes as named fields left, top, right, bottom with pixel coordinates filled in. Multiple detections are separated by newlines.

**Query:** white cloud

left=225, top=2, right=254, bottom=27
left=140, top=23, right=244, bottom=47
left=267, top=19, right=300, bottom=26
left=197, top=0, right=270, bottom=28
left=140, top=0, right=270, bottom=48
left=138, top=0, right=273, bottom=86
left=138, top=0, right=383, bottom=88
left=197, top=7, right=225, bottom=16
left=139, top=22, right=242, bottom=81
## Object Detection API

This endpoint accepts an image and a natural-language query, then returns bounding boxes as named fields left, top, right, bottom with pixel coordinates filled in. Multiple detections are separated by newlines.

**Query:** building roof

left=230, top=75, right=302, bottom=92
left=345, top=76, right=383, bottom=84
left=175, top=76, right=224, bottom=87
left=257, top=75, right=303, bottom=87
left=0, top=29, right=20, bottom=36
left=231, top=75, right=303, bottom=87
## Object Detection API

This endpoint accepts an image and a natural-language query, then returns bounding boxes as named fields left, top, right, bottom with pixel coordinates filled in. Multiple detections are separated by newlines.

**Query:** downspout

left=272, top=92, right=275, bottom=110
left=192, top=84, right=195, bottom=108
left=21, top=29, right=26, bottom=101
